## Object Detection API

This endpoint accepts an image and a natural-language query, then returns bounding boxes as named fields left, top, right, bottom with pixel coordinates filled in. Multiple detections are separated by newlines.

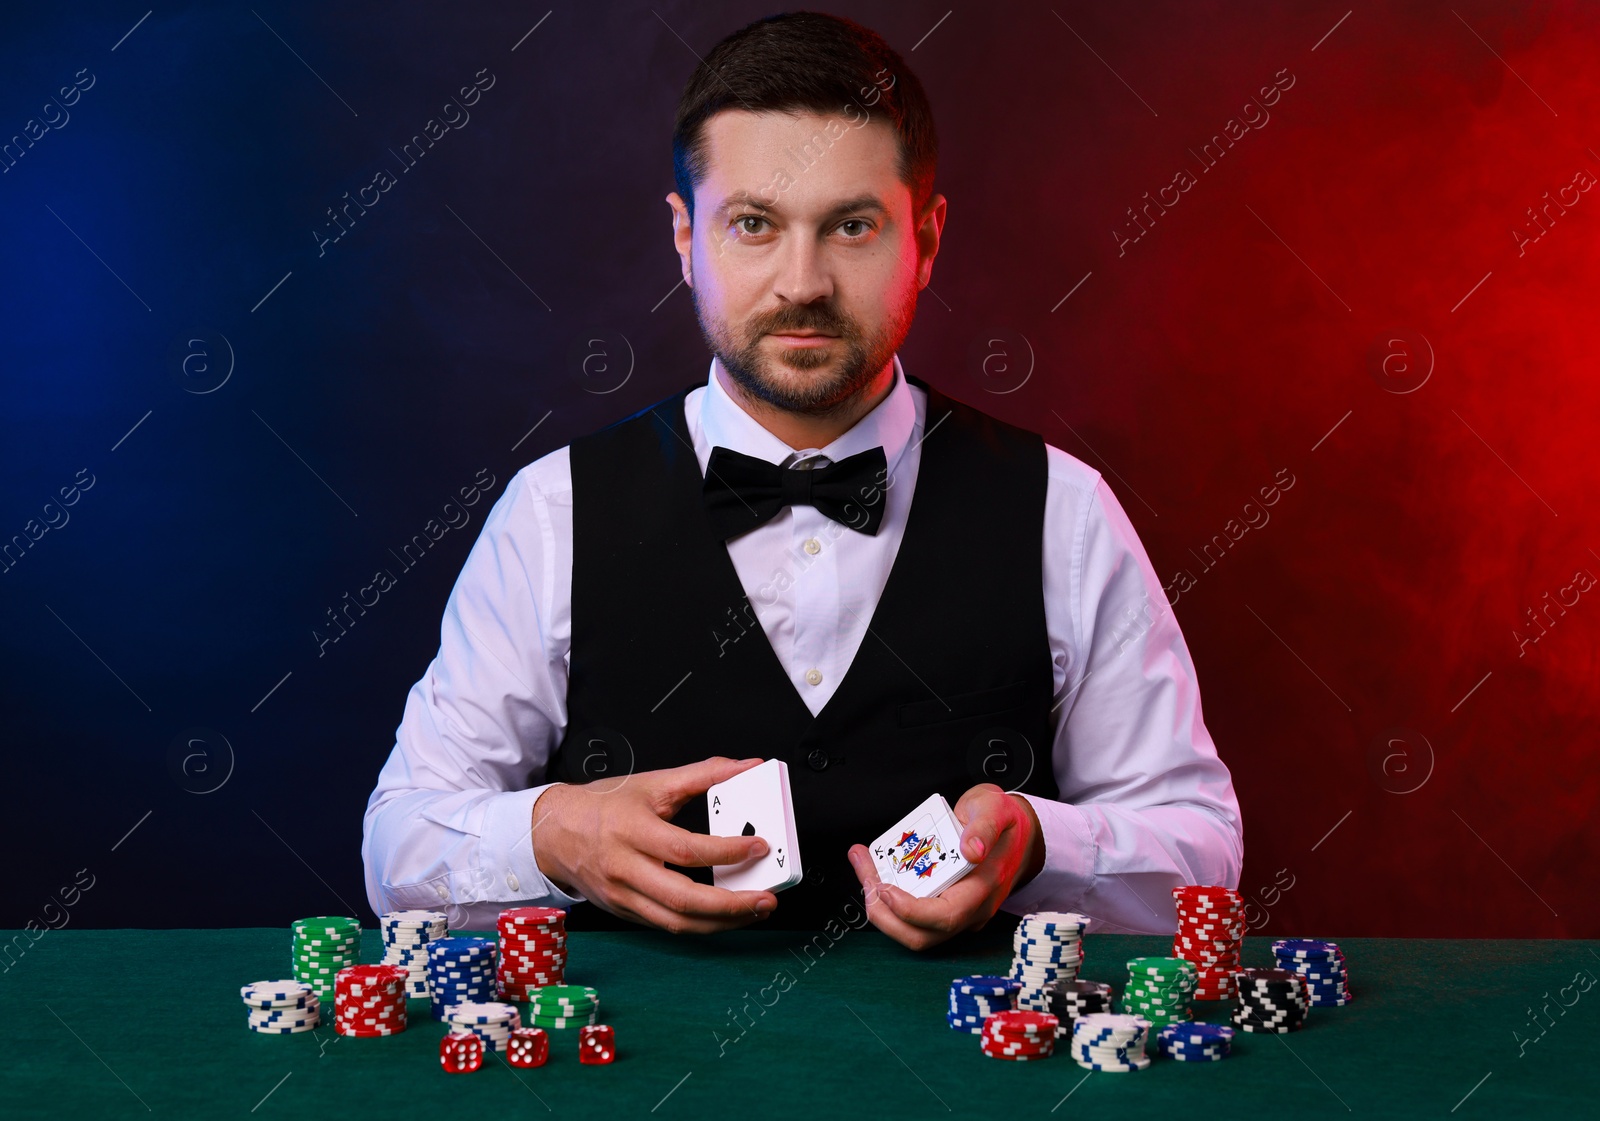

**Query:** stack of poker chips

left=1157, top=1021, right=1235, bottom=1061
left=1121, top=956, right=1198, bottom=1027
left=1042, top=979, right=1114, bottom=1037
left=426, top=936, right=498, bottom=1021
left=1272, top=939, right=1352, bottom=1006
left=380, top=910, right=448, bottom=998
left=445, top=1000, right=521, bottom=1053
left=334, top=963, right=409, bottom=1037
left=578, top=1024, right=617, bottom=1064
left=1010, top=911, right=1087, bottom=1011
left=1232, top=967, right=1310, bottom=1032
left=497, top=906, right=568, bottom=999
left=1070, top=1012, right=1152, bottom=1072
left=947, top=975, right=1020, bottom=1033
left=291, top=916, right=361, bottom=1001
left=1171, top=885, right=1246, bottom=1000
left=979, top=1010, right=1058, bottom=1060
left=529, top=984, right=600, bottom=1030
left=240, top=979, right=321, bottom=1034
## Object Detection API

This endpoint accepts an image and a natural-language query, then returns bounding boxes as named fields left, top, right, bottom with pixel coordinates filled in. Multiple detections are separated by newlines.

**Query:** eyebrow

left=712, top=191, right=889, bottom=220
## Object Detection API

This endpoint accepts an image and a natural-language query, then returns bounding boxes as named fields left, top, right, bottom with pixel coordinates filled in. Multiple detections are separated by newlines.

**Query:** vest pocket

left=896, top=679, right=1031, bottom=728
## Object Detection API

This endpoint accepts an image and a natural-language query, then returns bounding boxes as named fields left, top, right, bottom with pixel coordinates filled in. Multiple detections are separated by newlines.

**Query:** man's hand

left=532, top=756, right=779, bottom=934
left=847, top=783, right=1045, bottom=951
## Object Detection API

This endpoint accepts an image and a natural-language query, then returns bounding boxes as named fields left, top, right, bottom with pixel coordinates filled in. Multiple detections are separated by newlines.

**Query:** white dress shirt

left=363, top=353, right=1243, bottom=933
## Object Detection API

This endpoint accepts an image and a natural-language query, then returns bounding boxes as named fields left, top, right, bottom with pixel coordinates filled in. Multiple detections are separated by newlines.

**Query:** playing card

left=706, top=759, right=803, bottom=893
left=868, top=793, right=973, bottom=899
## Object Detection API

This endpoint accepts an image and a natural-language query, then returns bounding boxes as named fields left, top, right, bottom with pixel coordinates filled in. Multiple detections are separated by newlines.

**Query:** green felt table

left=2, top=925, right=1595, bottom=1119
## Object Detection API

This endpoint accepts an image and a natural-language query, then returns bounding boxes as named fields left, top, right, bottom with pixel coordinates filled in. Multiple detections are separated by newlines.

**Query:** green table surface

left=2, top=925, right=1595, bottom=1120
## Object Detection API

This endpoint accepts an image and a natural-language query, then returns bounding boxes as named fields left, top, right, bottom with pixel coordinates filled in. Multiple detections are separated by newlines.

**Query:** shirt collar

left=699, top=351, right=916, bottom=473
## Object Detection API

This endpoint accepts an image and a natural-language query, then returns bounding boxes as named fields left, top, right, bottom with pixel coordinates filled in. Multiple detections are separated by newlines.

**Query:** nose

left=770, top=236, right=833, bottom=308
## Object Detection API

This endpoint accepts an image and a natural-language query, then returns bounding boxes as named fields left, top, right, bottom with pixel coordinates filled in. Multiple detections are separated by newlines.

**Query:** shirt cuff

left=480, top=783, right=588, bottom=909
left=999, top=794, right=1097, bottom=916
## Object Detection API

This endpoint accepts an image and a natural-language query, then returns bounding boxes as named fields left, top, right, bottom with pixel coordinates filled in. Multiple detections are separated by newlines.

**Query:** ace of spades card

left=868, top=793, right=974, bottom=899
left=705, top=759, right=803, bottom=893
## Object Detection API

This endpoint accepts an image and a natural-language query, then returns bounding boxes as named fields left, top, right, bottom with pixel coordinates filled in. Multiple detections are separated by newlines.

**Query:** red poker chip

left=500, top=906, right=567, bottom=923
left=981, top=1042, right=1053, bottom=1057
left=985, top=1010, right=1058, bottom=1031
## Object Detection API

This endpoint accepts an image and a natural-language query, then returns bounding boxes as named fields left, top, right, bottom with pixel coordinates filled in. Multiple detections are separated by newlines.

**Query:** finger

left=952, top=784, right=1010, bottom=863
left=639, top=819, right=769, bottom=869
left=847, top=845, right=940, bottom=949
left=649, top=756, right=766, bottom=816
left=610, top=883, right=753, bottom=935
left=628, top=860, right=777, bottom=926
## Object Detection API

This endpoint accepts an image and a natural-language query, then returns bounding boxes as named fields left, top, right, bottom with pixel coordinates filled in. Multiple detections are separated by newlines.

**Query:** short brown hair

left=672, top=11, right=938, bottom=225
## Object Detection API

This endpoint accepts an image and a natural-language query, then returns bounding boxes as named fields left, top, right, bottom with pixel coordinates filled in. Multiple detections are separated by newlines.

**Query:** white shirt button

left=803, top=538, right=821, bottom=555
left=805, top=668, right=823, bottom=685
left=506, top=873, right=521, bottom=893
left=435, top=883, right=449, bottom=900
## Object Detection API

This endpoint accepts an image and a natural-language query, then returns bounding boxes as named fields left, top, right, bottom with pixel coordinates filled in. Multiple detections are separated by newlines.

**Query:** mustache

left=756, top=316, right=848, bottom=335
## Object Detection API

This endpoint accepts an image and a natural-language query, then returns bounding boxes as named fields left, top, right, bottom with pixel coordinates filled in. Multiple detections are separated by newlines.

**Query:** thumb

left=651, top=756, right=765, bottom=816
left=954, top=786, right=1007, bottom=863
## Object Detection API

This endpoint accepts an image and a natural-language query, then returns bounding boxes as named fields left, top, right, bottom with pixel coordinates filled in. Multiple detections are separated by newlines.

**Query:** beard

left=694, top=280, right=918, bottom=418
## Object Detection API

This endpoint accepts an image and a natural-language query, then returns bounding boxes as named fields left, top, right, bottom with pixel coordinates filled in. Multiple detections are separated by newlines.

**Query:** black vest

left=547, top=372, right=1060, bottom=929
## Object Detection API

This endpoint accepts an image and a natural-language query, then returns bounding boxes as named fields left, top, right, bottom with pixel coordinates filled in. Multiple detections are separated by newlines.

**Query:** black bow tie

left=702, top=445, right=889, bottom=541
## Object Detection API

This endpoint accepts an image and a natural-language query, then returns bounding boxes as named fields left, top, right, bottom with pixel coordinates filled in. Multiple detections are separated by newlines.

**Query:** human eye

left=836, top=218, right=876, bottom=241
left=730, top=214, right=770, bottom=237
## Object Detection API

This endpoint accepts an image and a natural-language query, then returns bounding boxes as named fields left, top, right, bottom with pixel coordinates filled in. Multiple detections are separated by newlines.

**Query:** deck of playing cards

left=869, top=792, right=974, bottom=899
left=706, top=759, right=803, bottom=893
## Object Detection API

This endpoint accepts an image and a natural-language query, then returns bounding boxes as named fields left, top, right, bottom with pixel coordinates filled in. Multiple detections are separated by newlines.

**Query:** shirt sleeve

left=361, top=457, right=589, bottom=931
left=999, top=453, right=1243, bottom=933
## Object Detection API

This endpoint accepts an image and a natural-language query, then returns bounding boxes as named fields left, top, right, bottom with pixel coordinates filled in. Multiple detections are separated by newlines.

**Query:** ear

left=914, top=192, right=948, bottom=290
left=666, top=191, right=694, bottom=289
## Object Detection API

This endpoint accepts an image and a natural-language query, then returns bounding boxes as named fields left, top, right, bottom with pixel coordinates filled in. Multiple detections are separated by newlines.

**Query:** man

left=363, top=11, right=1241, bottom=948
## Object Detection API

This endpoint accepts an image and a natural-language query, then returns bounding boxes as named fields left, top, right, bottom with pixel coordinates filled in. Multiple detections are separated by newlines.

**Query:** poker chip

left=427, top=937, right=498, bottom=1022
left=1232, top=967, right=1310, bottom=1032
left=241, top=978, right=322, bottom=1033
left=1271, top=939, right=1353, bottom=1007
left=947, top=975, right=1020, bottom=1033
left=241, top=979, right=315, bottom=1009
left=1170, top=886, right=1245, bottom=1000
left=1041, top=980, right=1113, bottom=1037
left=979, top=1010, right=1058, bottom=1060
left=445, top=1000, right=520, bottom=1052
left=1120, top=956, right=1197, bottom=1028
left=1070, top=1013, right=1150, bottom=1072
left=1009, top=912, right=1087, bottom=1012
left=578, top=1023, right=617, bottom=1064
left=528, top=984, right=599, bottom=1029
left=290, top=916, right=360, bottom=1001
left=380, top=910, right=448, bottom=1000
left=1157, top=1021, right=1234, bottom=1061
left=334, top=964, right=409, bottom=1037
left=497, top=906, right=569, bottom=1000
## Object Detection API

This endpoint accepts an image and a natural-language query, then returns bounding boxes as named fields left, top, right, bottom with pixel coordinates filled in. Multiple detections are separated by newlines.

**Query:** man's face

left=672, top=109, right=940, bottom=419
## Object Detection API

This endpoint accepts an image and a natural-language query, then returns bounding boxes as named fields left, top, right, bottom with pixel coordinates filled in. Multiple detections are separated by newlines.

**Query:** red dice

left=578, top=1024, right=616, bottom=1064
left=507, top=1027, right=549, bottom=1068
left=440, top=1029, right=483, bottom=1073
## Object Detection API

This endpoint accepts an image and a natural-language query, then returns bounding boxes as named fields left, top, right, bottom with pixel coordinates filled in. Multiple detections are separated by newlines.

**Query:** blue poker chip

left=1159, top=1023, right=1234, bottom=1043
left=427, top=938, right=496, bottom=957
left=953, top=975, right=1021, bottom=995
